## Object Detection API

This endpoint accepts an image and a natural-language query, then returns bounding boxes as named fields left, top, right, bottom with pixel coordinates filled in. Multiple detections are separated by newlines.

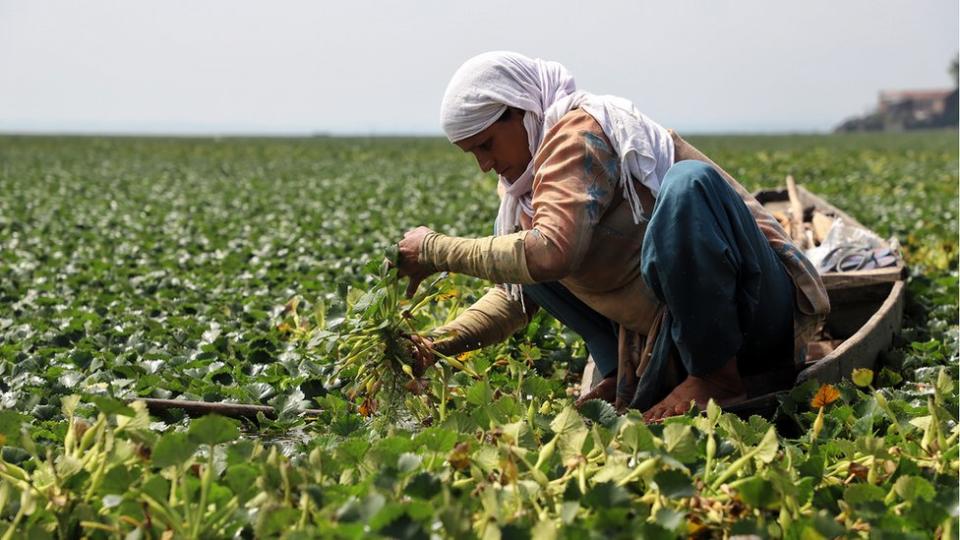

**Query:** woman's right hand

left=397, top=226, right=436, bottom=298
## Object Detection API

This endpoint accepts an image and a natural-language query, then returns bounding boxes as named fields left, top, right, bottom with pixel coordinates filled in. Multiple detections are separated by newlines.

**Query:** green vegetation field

left=0, top=132, right=957, bottom=538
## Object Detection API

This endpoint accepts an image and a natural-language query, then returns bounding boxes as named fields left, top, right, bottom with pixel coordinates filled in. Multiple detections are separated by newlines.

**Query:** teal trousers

left=524, top=160, right=795, bottom=409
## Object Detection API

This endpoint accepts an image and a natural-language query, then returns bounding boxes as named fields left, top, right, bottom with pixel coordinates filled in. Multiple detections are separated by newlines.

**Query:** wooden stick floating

left=136, top=398, right=323, bottom=420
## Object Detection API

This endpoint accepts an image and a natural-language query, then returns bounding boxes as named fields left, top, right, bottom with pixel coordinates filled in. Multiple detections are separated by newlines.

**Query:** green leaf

left=851, top=368, right=874, bottom=387
left=465, top=380, right=492, bottom=407
left=737, top=477, right=778, bottom=509
left=719, top=413, right=758, bottom=451
left=843, top=483, right=885, bottom=505
left=396, top=452, right=422, bottom=474
left=583, top=482, right=631, bottom=509
left=367, top=501, right=407, bottom=533
left=152, top=432, right=199, bottom=468
left=618, top=416, right=656, bottom=453
left=224, top=464, right=259, bottom=503
left=336, top=492, right=386, bottom=523
left=653, top=469, right=694, bottom=499
left=187, top=414, right=239, bottom=446
left=336, top=438, right=370, bottom=466
left=812, top=510, right=845, bottom=537
left=695, top=399, right=723, bottom=433
left=935, top=367, right=954, bottom=400
left=413, top=427, right=457, bottom=453
left=795, top=477, right=815, bottom=506
left=257, top=507, right=302, bottom=537
left=0, top=410, right=25, bottom=442
left=753, top=427, right=779, bottom=464
left=100, top=465, right=138, bottom=495
left=383, top=244, right=400, bottom=267
left=405, top=472, right=441, bottom=500
left=500, top=420, right=532, bottom=447
left=350, top=288, right=385, bottom=316
left=893, top=475, right=935, bottom=503
left=60, top=394, right=82, bottom=418
left=521, top=375, right=553, bottom=399
left=578, top=399, right=618, bottom=428
left=876, top=367, right=903, bottom=387
left=549, top=405, right=589, bottom=461
left=662, top=424, right=698, bottom=463
left=368, top=436, right=414, bottom=466
left=531, top=518, right=558, bottom=540
left=89, top=396, right=136, bottom=416
left=653, top=507, right=686, bottom=531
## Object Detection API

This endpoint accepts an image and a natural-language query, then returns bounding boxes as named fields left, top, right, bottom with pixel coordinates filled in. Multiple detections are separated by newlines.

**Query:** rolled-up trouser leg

left=640, top=160, right=795, bottom=381
left=523, top=281, right=620, bottom=378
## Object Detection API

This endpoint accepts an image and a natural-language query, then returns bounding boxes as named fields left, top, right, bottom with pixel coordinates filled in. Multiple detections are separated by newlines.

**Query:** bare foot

left=575, top=375, right=616, bottom=408
left=642, top=357, right=746, bottom=423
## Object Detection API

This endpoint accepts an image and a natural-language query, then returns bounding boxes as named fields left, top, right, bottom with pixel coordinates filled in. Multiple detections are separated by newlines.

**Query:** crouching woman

left=397, top=51, right=829, bottom=421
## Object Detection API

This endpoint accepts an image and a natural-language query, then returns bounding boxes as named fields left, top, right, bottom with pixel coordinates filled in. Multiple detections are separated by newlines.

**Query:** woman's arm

left=523, top=120, right=620, bottom=280
left=430, top=286, right=535, bottom=356
left=402, top=114, right=619, bottom=288
left=411, top=287, right=537, bottom=375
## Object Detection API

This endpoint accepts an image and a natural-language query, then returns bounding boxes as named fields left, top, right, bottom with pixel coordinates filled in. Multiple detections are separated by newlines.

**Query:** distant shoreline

left=2, top=129, right=957, bottom=141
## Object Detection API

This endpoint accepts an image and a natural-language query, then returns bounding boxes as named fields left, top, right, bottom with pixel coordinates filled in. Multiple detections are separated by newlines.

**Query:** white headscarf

left=440, top=51, right=675, bottom=238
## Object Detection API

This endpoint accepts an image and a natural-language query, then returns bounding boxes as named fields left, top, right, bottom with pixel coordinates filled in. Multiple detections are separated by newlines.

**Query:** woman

left=397, top=51, right=829, bottom=421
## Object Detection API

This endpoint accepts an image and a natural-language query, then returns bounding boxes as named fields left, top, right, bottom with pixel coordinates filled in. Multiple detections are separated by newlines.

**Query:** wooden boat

left=726, top=184, right=906, bottom=417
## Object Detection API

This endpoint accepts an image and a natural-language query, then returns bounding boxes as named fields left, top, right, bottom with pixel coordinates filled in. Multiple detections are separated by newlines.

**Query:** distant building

left=835, top=88, right=958, bottom=132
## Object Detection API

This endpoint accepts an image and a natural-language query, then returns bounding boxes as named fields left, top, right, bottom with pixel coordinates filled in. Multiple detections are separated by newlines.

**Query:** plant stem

left=190, top=446, right=216, bottom=539
left=438, top=365, right=449, bottom=422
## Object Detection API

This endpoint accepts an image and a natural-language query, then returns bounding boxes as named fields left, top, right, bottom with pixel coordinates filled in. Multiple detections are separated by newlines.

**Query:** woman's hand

left=403, top=334, right=437, bottom=395
left=397, top=226, right=435, bottom=298
left=408, top=334, right=437, bottom=377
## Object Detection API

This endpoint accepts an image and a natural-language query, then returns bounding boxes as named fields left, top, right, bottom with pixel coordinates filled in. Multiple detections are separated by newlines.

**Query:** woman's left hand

left=397, top=226, right=435, bottom=297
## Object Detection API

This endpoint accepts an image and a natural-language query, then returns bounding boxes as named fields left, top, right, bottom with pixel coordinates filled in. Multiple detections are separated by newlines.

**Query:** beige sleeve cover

left=419, top=231, right=536, bottom=285
left=429, top=286, right=529, bottom=356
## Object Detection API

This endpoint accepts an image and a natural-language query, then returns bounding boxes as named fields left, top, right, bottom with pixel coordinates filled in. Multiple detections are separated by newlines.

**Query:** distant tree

left=951, top=53, right=958, bottom=88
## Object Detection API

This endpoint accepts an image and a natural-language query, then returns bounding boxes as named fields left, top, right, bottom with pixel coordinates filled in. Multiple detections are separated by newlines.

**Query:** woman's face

left=454, top=107, right=532, bottom=182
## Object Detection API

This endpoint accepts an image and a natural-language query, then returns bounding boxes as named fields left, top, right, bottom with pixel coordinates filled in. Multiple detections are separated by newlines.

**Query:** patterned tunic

left=441, top=108, right=830, bottom=396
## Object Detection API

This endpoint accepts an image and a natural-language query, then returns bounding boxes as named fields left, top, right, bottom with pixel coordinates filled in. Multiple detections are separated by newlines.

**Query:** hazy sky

left=1, top=1, right=957, bottom=135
